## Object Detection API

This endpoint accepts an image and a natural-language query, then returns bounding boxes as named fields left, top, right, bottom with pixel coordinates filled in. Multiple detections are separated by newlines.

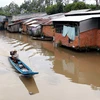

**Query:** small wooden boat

left=8, top=57, right=39, bottom=76
left=32, top=36, right=53, bottom=41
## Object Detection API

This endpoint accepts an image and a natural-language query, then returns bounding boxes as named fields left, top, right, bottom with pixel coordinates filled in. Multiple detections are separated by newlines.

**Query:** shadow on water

left=19, top=75, right=39, bottom=95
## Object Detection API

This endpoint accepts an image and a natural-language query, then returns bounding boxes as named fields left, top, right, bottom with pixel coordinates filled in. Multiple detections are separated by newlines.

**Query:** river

left=0, top=31, right=100, bottom=100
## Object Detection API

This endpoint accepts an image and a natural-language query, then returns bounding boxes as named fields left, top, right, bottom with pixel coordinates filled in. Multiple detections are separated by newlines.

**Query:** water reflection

left=24, top=46, right=34, bottom=51
left=1, top=31, right=100, bottom=91
left=19, top=75, right=39, bottom=95
left=42, top=42, right=100, bottom=90
left=8, top=40, right=19, bottom=44
left=12, top=42, right=26, bottom=46
left=4, top=31, right=100, bottom=89
left=20, top=43, right=30, bottom=51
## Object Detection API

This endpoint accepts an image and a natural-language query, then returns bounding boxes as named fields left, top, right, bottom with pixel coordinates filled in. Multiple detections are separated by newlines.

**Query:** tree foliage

left=72, top=2, right=87, bottom=10
left=46, top=2, right=63, bottom=14
left=0, top=0, right=100, bottom=16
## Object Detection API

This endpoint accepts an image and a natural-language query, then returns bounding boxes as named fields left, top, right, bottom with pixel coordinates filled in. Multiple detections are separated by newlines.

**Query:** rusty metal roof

left=23, top=13, right=65, bottom=25
left=12, top=13, right=47, bottom=22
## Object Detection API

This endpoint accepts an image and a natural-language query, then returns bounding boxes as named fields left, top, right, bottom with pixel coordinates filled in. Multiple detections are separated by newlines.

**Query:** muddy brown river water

left=0, top=31, right=100, bottom=100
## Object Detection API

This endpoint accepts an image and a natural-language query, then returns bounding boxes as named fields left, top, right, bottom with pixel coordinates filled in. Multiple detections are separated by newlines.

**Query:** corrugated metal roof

left=12, top=13, right=47, bottom=21
left=26, top=20, right=37, bottom=25
left=36, top=19, right=50, bottom=25
left=65, top=9, right=90, bottom=15
left=29, top=24, right=40, bottom=27
left=8, top=21, right=22, bottom=26
left=42, top=13, right=64, bottom=19
left=23, top=17, right=36, bottom=24
left=23, top=13, right=65, bottom=25
left=65, top=9, right=100, bottom=16
left=53, top=14, right=100, bottom=22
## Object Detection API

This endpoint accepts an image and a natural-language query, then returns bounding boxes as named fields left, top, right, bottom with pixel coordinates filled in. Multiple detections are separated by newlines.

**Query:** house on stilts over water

left=52, top=10, right=100, bottom=50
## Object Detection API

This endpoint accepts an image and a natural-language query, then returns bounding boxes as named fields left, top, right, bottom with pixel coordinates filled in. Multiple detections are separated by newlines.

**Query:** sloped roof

left=53, top=14, right=100, bottom=22
left=26, top=20, right=37, bottom=25
left=65, top=9, right=90, bottom=15
left=30, top=19, right=51, bottom=25
left=29, top=24, right=40, bottom=27
left=23, top=13, right=65, bottom=25
left=65, top=9, right=100, bottom=16
left=8, top=21, right=22, bottom=26
left=42, top=13, right=65, bottom=25
left=42, top=13, right=64, bottom=19
left=12, top=13, right=47, bottom=22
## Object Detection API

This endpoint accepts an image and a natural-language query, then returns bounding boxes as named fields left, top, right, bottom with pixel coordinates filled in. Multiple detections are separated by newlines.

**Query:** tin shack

left=53, top=10, right=100, bottom=49
left=0, top=15, right=7, bottom=30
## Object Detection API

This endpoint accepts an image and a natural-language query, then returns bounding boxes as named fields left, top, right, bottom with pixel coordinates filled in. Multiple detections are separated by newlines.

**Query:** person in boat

left=10, top=50, right=19, bottom=63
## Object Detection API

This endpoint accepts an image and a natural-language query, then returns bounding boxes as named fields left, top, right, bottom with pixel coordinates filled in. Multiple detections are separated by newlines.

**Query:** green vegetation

left=0, top=0, right=100, bottom=16
left=46, top=2, right=63, bottom=15
left=64, top=2, right=88, bottom=12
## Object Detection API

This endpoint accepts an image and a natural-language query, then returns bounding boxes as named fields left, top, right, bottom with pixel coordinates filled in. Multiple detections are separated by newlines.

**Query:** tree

left=64, top=4, right=72, bottom=12
left=20, top=0, right=32, bottom=13
left=46, top=2, right=63, bottom=14
left=2, top=2, right=20, bottom=16
left=9, top=2, right=20, bottom=15
left=96, top=0, right=99, bottom=6
left=56, top=0, right=63, bottom=3
left=0, top=7, right=5, bottom=15
left=72, top=0, right=79, bottom=3
left=45, top=0, right=51, bottom=7
left=56, top=2, right=63, bottom=13
left=64, top=1, right=88, bottom=12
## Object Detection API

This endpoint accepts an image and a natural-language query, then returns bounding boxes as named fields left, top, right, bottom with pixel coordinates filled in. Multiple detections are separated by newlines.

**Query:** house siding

left=22, top=24, right=27, bottom=32
left=55, top=33, right=69, bottom=46
left=96, top=30, right=100, bottom=47
left=80, top=18, right=98, bottom=33
left=54, top=33, right=79, bottom=47
left=53, top=18, right=100, bottom=49
left=54, top=28, right=98, bottom=48
left=79, top=29, right=97, bottom=47
left=4, top=22, right=8, bottom=29
left=42, top=25, right=55, bottom=37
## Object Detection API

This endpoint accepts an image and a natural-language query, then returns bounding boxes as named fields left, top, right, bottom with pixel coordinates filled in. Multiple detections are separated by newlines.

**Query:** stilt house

left=53, top=10, right=100, bottom=49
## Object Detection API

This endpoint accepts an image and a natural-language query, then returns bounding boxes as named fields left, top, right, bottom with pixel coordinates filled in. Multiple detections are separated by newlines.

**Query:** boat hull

left=32, top=36, right=53, bottom=41
left=8, top=57, right=38, bottom=76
